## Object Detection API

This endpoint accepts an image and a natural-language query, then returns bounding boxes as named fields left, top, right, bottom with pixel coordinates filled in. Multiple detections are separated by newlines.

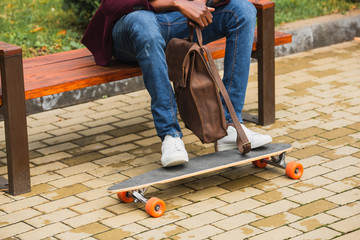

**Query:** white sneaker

left=161, top=135, right=189, bottom=167
left=216, top=125, right=272, bottom=151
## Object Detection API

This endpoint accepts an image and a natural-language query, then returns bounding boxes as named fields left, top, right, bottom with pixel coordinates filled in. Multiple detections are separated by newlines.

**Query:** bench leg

left=257, top=6, right=276, bottom=126
left=0, top=50, right=31, bottom=195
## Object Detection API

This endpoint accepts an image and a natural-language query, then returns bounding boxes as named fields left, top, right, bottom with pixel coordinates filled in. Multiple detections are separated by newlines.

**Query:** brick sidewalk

left=0, top=40, right=359, bottom=239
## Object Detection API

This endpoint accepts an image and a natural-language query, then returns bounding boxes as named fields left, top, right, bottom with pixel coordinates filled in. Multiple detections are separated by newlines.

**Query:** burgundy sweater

left=81, top=0, right=230, bottom=66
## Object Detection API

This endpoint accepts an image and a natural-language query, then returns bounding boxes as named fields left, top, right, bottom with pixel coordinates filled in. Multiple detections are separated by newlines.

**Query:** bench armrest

left=248, top=0, right=275, bottom=10
left=0, top=42, right=22, bottom=57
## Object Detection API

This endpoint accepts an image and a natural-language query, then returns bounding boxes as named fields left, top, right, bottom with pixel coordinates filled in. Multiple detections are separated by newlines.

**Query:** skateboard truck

left=252, top=153, right=303, bottom=180
left=267, top=152, right=287, bottom=169
left=117, top=188, right=166, bottom=218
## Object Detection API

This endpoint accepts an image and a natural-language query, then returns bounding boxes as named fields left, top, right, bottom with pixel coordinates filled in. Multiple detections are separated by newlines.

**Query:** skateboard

left=108, top=143, right=303, bottom=217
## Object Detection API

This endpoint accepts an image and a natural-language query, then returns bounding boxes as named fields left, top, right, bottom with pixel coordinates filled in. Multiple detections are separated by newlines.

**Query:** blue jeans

left=112, top=0, right=257, bottom=140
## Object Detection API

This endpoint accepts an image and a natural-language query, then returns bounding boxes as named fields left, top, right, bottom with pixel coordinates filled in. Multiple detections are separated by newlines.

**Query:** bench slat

left=23, top=48, right=92, bottom=69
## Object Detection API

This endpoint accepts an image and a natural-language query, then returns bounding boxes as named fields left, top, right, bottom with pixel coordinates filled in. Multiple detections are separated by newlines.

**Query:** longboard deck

left=108, top=143, right=292, bottom=193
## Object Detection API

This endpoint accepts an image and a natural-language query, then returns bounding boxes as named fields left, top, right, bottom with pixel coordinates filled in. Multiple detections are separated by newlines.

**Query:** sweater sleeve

left=100, top=0, right=153, bottom=16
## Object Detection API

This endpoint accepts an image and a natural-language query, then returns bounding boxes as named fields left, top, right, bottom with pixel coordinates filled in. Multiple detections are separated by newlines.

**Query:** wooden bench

left=0, top=0, right=291, bottom=195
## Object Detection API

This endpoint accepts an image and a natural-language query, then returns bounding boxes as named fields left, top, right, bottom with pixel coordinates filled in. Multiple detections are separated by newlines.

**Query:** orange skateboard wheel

left=118, top=191, right=134, bottom=203
left=145, top=197, right=166, bottom=218
left=252, top=159, right=268, bottom=168
left=285, top=162, right=303, bottom=179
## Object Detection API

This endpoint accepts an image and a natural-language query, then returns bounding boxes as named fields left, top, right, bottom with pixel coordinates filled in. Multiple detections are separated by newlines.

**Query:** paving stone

left=290, top=176, right=333, bottom=192
left=41, top=184, right=91, bottom=201
left=332, top=229, right=360, bottom=240
left=56, top=222, right=110, bottom=240
left=70, top=196, right=118, bottom=214
left=216, top=198, right=264, bottom=216
left=30, top=162, right=68, bottom=177
left=48, top=125, right=88, bottom=136
left=251, top=199, right=299, bottom=217
left=99, top=143, right=139, bottom=156
left=137, top=210, right=188, bottom=229
left=323, top=166, right=360, bottom=181
left=291, top=227, right=341, bottom=240
left=248, top=226, right=302, bottom=240
left=127, top=153, right=161, bottom=167
left=0, top=222, right=34, bottom=239
left=16, top=222, right=72, bottom=240
left=180, top=186, right=229, bottom=202
left=61, top=152, right=104, bottom=166
left=287, top=188, right=335, bottom=204
left=178, top=198, right=227, bottom=216
left=297, top=165, right=333, bottom=180
left=211, top=225, right=263, bottom=240
left=104, top=134, right=142, bottom=147
left=25, top=208, right=78, bottom=227
left=298, top=156, right=329, bottom=168
left=32, top=152, right=73, bottom=165
left=185, top=175, right=229, bottom=190
left=289, top=199, right=338, bottom=218
left=52, top=116, right=93, bottom=128
left=329, top=214, right=360, bottom=233
left=323, top=177, right=360, bottom=193
left=288, top=145, right=329, bottom=159
left=63, top=209, right=115, bottom=228
left=213, top=212, right=261, bottom=231
left=253, top=176, right=296, bottom=191
left=67, top=143, right=108, bottom=156
left=34, top=196, right=85, bottom=213
left=173, top=225, right=223, bottom=239
left=30, top=172, right=63, bottom=186
left=101, top=210, right=148, bottom=229
left=289, top=213, right=339, bottom=232
left=37, top=142, right=79, bottom=155
left=134, top=224, right=185, bottom=240
left=0, top=208, right=41, bottom=226
left=326, top=188, right=360, bottom=205
left=176, top=211, right=227, bottom=230
left=0, top=196, right=49, bottom=213
left=252, top=187, right=300, bottom=203
left=56, top=162, right=100, bottom=177
left=48, top=173, right=96, bottom=188
left=327, top=201, right=360, bottom=219
left=20, top=183, right=57, bottom=198
left=322, top=156, right=360, bottom=170
left=251, top=212, right=301, bottom=231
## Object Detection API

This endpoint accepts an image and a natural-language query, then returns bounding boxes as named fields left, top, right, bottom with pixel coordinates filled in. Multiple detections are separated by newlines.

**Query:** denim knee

left=227, top=0, right=257, bottom=29
left=122, top=11, right=165, bottom=49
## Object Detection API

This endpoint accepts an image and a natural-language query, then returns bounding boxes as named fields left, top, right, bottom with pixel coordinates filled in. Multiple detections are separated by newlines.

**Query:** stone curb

left=25, top=10, right=360, bottom=114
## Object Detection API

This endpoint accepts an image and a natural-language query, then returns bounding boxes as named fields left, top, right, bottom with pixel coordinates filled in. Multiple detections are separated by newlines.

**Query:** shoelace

left=164, top=137, right=183, bottom=153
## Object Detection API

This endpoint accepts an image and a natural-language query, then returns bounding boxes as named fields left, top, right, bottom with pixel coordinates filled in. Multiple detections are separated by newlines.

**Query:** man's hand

left=174, top=0, right=215, bottom=28
left=149, top=0, right=217, bottom=28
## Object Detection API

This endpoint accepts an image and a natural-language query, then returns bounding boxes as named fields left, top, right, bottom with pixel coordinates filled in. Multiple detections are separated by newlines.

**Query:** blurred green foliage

left=274, top=0, right=358, bottom=25
left=62, top=0, right=100, bottom=29
left=0, top=0, right=83, bottom=58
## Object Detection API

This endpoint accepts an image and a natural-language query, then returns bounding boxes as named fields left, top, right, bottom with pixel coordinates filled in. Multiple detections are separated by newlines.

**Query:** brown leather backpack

left=166, top=26, right=251, bottom=154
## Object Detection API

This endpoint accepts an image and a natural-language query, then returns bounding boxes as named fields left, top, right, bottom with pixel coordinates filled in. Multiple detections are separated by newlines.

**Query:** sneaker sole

left=162, top=157, right=189, bottom=168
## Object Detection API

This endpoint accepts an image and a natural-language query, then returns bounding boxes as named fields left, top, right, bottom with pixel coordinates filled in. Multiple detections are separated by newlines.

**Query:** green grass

left=274, top=0, right=359, bottom=25
left=0, top=0, right=359, bottom=58
left=0, top=0, right=82, bottom=58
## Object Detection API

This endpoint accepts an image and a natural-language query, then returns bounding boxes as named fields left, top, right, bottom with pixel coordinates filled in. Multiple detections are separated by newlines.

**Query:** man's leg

left=200, top=0, right=273, bottom=149
left=112, top=11, right=188, bottom=167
